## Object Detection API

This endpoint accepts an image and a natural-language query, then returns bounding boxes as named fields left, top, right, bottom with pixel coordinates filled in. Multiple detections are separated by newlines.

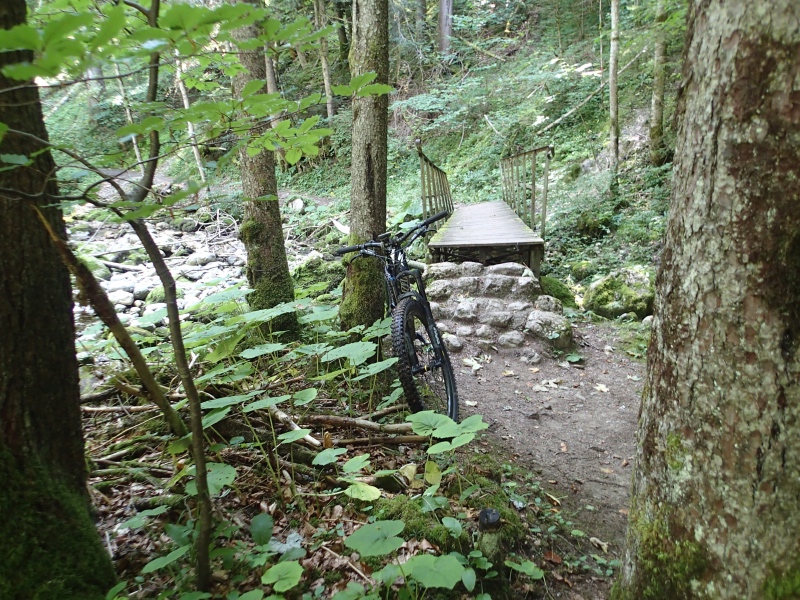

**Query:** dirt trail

left=454, top=321, right=643, bottom=565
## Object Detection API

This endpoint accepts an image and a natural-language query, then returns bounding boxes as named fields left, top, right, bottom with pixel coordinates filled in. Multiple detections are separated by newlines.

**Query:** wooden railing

left=500, top=144, right=554, bottom=239
left=416, top=141, right=453, bottom=230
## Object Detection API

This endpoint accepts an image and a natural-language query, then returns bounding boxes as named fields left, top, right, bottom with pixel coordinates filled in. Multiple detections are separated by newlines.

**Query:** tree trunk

left=437, top=0, right=452, bottom=54
left=175, top=56, right=207, bottom=184
left=0, top=1, right=115, bottom=597
left=615, top=1, right=800, bottom=598
left=648, top=0, right=668, bottom=166
left=416, top=0, right=427, bottom=42
left=340, top=0, right=388, bottom=330
left=334, top=0, right=351, bottom=62
left=314, top=0, right=337, bottom=119
left=608, top=0, right=619, bottom=172
left=232, top=14, right=298, bottom=335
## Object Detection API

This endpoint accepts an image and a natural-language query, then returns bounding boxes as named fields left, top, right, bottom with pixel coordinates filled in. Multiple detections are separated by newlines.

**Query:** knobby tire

left=391, top=297, right=459, bottom=421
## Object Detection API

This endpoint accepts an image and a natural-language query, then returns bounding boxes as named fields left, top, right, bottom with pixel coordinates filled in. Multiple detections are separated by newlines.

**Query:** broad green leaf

left=0, top=154, right=28, bottom=165
left=261, top=561, right=303, bottom=592
left=202, top=407, right=230, bottom=430
left=251, top=513, right=274, bottom=545
left=344, top=520, right=404, bottom=557
left=91, top=4, right=126, bottom=49
left=349, top=73, right=377, bottom=89
left=240, top=342, right=286, bottom=359
left=461, top=567, right=476, bottom=591
left=0, top=25, right=41, bottom=51
left=420, top=494, right=448, bottom=513
left=571, top=529, right=586, bottom=537
left=430, top=420, right=461, bottom=439
left=424, top=460, right=441, bottom=485
left=372, top=563, right=403, bottom=585
left=0, top=123, right=8, bottom=144
left=120, top=505, right=169, bottom=529
left=342, top=454, right=370, bottom=473
left=331, top=582, right=367, bottom=600
left=356, top=84, right=394, bottom=97
left=277, top=428, right=312, bottom=444
left=285, top=148, right=302, bottom=165
left=343, top=481, right=381, bottom=501
left=351, top=357, right=398, bottom=381
left=504, top=560, right=545, bottom=579
left=240, top=79, right=266, bottom=97
left=297, top=306, right=338, bottom=323
left=322, top=341, right=376, bottom=366
left=405, top=411, right=454, bottom=436
left=243, top=395, right=290, bottom=412
left=312, top=447, right=347, bottom=466
left=448, top=432, right=475, bottom=450
left=457, top=414, right=489, bottom=434
left=186, top=462, right=236, bottom=496
left=238, top=591, right=264, bottom=600
left=426, top=440, right=453, bottom=454
left=206, top=331, right=247, bottom=362
left=406, top=554, right=464, bottom=589
left=331, top=84, right=353, bottom=95
left=442, top=516, right=462, bottom=538
left=292, top=388, right=318, bottom=406
left=200, top=391, right=260, bottom=410
left=141, top=544, right=190, bottom=573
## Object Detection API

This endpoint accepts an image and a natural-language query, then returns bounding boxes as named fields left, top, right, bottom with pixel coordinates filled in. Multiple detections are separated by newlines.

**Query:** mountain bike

left=334, top=211, right=459, bottom=421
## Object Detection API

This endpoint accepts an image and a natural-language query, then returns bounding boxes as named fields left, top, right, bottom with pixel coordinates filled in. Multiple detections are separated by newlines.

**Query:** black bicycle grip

left=422, top=210, right=449, bottom=227
left=334, top=244, right=362, bottom=256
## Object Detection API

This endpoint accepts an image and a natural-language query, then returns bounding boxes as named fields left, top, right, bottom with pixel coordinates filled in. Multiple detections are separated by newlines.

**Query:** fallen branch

left=334, top=435, right=428, bottom=446
left=300, top=414, right=413, bottom=434
left=320, top=544, right=373, bottom=584
left=80, top=387, right=118, bottom=404
left=269, top=405, right=322, bottom=447
left=363, top=405, right=406, bottom=420
left=82, top=404, right=159, bottom=414
left=99, top=259, right=146, bottom=272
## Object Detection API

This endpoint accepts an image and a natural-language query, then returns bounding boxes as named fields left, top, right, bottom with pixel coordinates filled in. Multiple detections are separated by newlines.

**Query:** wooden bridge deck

left=428, top=201, right=545, bottom=276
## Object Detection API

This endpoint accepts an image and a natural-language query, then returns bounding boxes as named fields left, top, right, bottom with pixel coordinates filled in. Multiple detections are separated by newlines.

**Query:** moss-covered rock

left=77, top=253, right=111, bottom=281
left=146, top=285, right=184, bottom=304
left=373, top=494, right=466, bottom=551
left=583, top=266, right=654, bottom=319
left=291, top=252, right=346, bottom=298
left=539, top=276, right=577, bottom=308
left=576, top=209, right=613, bottom=238
left=569, top=260, right=596, bottom=281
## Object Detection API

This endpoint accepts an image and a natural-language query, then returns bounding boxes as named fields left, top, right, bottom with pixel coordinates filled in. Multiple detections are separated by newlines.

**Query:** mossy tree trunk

left=0, top=1, right=115, bottom=597
left=340, top=0, right=388, bottom=330
left=232, top=8, right=298, bottom=336
left=648, top=0, right=668, bottom=167
left=437, top=0, right=452, bottom=53
left=615, top=2, right=800, bottom=598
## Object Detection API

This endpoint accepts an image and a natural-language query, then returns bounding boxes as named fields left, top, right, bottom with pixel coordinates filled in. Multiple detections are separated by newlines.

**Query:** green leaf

left=457, top=414, right=490, bottom=434
left=504, top=560, right=545, bottom=579
left=0, top=154, right=29, bottom=165
left=406, top=554, right=464, bottom=589
left=406, top=411, right=454, bottom=436
left=201, top=407, right=230, bottom=430
left=141, top=544, right=190, bottom=573
left=571, top=529, right=586, bottom=537
left=0, top=123, right=8, bottom=144
left=442, top=516, right=462, bottom=538
left=343, top=481, right=381, bottom=501
left=349, top=73, right=377, bottom=89
left=356, top=84, right=394, bottom=97
left=293, top=388, right=318, bottom=406
left=206, top=331, right=247, bottom=362
left=186, top=462, right=237, bottom=496
left=200, top=391, right=260, bottom=410
left=240, top=342, right=286, bottom=358
left=430, top=420, right=461, bottom=439
left=312, top=447, right=347, bottom=466
left=461, top=567, right=476, bottom=591
left=331, top=84, right=353, bottom=95
left=120, top=505, right=169, bottom=530
left=351, top=357, right=398, bottom=381
left=426, top=440, right=453, bottom=454
left=344, top=520, right=404, bottom=557
left=277, top=428, right=312, bottom=444
left=243, top=394, right=291, bottom=412
left=448, top=432, right=475, bottom=450
left=240, top=79, right=266, bottom=97
left=565, top=353, right=583, bottom=363
left=238, top=591, right=265, bottom=600
left=261, top=561, right=303, bottom=592
left=0, top=25, right=41, bottom=51
left=91, top=4, right=126, bottom=49
left=322, top=341, right=376, bottom=366
left=342, top=454, right=370, bottom=473
left=105, top=581, right=127, bottom=600
left=285, top=148, right=302, bottom=165
left=424, top=460, right=441, bottom=485
left=251, top=513, right=274, bottom=545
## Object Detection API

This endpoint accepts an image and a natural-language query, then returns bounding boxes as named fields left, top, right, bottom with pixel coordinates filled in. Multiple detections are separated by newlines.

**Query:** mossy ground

left=539, top=276, right=578, bottom=309
left=0, top=449, right=115, bottom=600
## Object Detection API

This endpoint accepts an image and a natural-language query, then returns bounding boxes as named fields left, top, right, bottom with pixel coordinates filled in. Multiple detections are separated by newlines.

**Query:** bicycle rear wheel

left=391, top=297, right=459, bottom=421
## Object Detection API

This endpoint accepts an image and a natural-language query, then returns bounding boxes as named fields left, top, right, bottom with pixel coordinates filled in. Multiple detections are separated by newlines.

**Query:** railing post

left=540, top=146, right=554, bottom=240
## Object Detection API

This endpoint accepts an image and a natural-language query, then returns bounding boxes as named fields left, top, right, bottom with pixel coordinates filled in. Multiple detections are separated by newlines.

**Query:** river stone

left=103, top=278, right=135, bottom=293
left=583, top=266, right=654, bottom=319
left=456, top=325, right=473, bottom=337
left=478, top=311, right=512, bottom=328
left=487, top=262, right=527, bottom=277
left=475, top=324, right=494, bottom=338
left=107, top=290, right=134, bottom=306
left=426, top=279, right=452, bottom=301
left=481, top=275, right=515, bottom=297
left=427, top=262, right=461, bottom=280
left=525, top=310, right=573, bottom=349
left=454, top=276, right=480, bottom=294
left=186, top=251, right=216, bottom=266
left=513, top=276, right=541, bottom=297
left=498, top=330, right=526, bottom=348
left=460, top=262, right=485, bottom=276
left=642, top=315, right=654, bottom=327
left=454, top=299, right=479, bottom=322
left=442, top=333, right=463, bottom=353
left=533, top=295, right=563, bottom=314
left=133, top=280, right=154, bottom=301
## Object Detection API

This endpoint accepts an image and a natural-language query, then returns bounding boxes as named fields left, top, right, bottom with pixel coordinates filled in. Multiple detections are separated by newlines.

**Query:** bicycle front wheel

left=391, top=297, right=459, bottom=421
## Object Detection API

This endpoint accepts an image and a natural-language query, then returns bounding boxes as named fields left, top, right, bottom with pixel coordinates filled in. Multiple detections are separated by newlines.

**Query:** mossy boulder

left=291, top=252, right=346, bottom=298
left=373, top=494, right=466, bottom=551
left=576, top=210, right=613, bottom=238
left=539, top=276, right=577, bottom=308
left=583, top=266, right=654, bottom=319
left=77, top=254, right=111, bottom=281
left=569, top=260, right=596, bottom=281
left=146, top=285, right=184, bottom=304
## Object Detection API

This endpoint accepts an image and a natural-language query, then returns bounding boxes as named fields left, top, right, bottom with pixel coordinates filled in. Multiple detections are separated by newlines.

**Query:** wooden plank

left=428, top=201, right=544, bottom=249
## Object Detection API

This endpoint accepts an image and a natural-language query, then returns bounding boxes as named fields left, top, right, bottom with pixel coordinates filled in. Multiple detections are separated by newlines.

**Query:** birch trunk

left=615, top=1, right=800, bottom=597
left=608, top=0, right=619, bottom=172
left=437, top=0, right=452, bottom=54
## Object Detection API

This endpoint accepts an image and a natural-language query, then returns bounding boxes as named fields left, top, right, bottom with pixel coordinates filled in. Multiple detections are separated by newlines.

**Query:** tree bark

left=416, top=0, right=427, bottom=43
left=0, top=1, right=115, bottom=596
left=608, top=0, right=619, bottom=172
left=615, top=1, right=800, bottom=598
left=334, top=0, right=351, bottom=62
left=648, top=0, right=668, bottom=166
left=340, top=0, right=388, bottom=330
left=232, top=11, right=298, bottom=335
left=437, top=0, right=453, bottom=54
left=314, top=0, right=337, bottom=119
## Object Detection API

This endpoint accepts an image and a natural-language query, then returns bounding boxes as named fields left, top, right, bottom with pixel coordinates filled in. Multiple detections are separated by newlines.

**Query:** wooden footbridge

left=417, top=143, right=554, bottom=277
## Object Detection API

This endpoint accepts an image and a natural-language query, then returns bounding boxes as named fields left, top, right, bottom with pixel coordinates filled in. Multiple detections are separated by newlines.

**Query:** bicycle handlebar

left=333, top=211, right=450, bottom=256
left=333, top=240, right=383, bottom=256
left=421, top=210, right=449, bottom=227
